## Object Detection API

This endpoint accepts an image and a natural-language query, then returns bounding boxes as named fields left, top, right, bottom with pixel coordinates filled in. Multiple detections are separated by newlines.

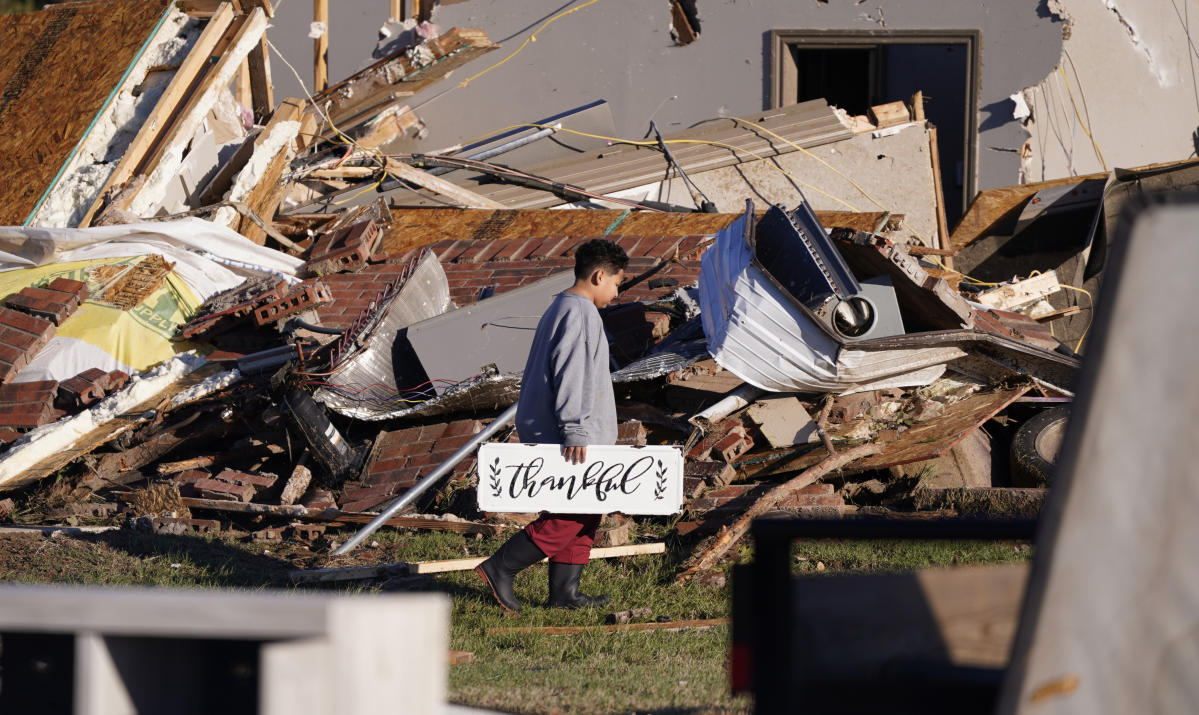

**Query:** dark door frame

left=770, top=29, right=981, bottom=220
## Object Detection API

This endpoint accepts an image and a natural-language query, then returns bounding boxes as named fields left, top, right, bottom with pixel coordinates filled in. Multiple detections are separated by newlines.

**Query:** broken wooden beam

left=384, top=158, right=506, bottom=209
left=80, top=3, right=238, bottom=226
left=677, top=442, right=881, bottom=582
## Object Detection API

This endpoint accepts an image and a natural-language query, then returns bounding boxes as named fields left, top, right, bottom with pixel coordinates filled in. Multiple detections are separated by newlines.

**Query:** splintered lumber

left=385, top=158, right=506, bottom=209
left=84, top=410, right=227, bottom=488
left=308, top=27, right=497, bottom=134
left=676, top=442, right=881, bottom=582
left=928, top=125, right=951, bottom=254
left=290, top=543, right=667, bottom=583
left=126, top=7, right=268, bottom=217
left=242, top=0, right=273, bottom=121
left=214, top=98, right=305, bottom=243
left=487, top=618, right=729, bottom=636
left=0, top=0, right=173, bottom=225
left=868, top=101, right=910, bottom=129
left=313, top=0, right=328, bottom=91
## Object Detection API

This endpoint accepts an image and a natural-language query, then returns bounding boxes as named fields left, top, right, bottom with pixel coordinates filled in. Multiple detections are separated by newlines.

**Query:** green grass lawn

left=0, top=527, right=1032, bottom=713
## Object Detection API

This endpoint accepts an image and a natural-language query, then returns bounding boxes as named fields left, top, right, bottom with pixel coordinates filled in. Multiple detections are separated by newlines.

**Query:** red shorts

left=524, top=513, right=601, bottom=565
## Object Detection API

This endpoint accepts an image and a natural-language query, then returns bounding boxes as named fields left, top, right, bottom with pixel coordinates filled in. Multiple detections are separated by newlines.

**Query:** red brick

left=378, top=441, right=429, bottom=460
left=0, top=308, right=54, bottom=337
left=302, top=489, right=338, bottom=510
left=4, top=294, right=71, bottom=326
left=213, top=468, right=277, bottom=490
left=703, top=484, right=759, bottom=500
left=0, top=427, right=22, bottom=444
left=47, top=278, right=88, bottom=303
left=0, top=346, right=28, bottom=373
left=441, top=419, right=483, bottom=437
left=56, top=376, right=104, bottom=408
left=193, top=478, right=254, bottom=502
left=22, top=286, right=80, bottom=311
left=0, top=379, right=56, bottom=406
left=494, top=238, right=536, bottom=262
left=104, top=370, right=130, bottom=393
left=0, top=402, right=53, bottom=431
left=714, top=426, right=753, bottom=463
left=616, top=420, right=647, bottom=446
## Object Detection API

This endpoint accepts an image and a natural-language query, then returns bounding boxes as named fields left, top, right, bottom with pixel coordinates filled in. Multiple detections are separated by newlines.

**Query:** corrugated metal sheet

left=300, top=100, right=854, bottom=212
left=698, top=205, right=960, bottom=393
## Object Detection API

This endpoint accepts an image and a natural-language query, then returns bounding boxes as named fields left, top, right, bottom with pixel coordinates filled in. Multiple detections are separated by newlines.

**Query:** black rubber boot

left=547, top=562, right=610, bottom=609
left=476, top=530, right=545, bottom=614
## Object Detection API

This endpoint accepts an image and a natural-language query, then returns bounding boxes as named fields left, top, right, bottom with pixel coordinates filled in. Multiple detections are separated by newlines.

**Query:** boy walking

left=476, top=239, right=629, bottom=613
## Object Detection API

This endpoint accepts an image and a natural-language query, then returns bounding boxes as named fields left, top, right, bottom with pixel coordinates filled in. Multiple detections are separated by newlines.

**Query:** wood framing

left=125, top=7, right=268, bottom=217
left=78, top=2, right=236, bottom=227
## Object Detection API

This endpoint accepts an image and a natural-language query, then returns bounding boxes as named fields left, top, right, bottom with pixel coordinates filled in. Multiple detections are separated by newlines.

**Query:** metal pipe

left=422, top=126, right=558, bottom=178
left=332, top=403, right=518, bottom=554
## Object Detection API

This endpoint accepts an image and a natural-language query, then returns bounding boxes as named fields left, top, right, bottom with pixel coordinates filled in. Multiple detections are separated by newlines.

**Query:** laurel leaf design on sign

left=489, top=457, right=502, bottom=497
left=654, top=459, right=667, bottom=499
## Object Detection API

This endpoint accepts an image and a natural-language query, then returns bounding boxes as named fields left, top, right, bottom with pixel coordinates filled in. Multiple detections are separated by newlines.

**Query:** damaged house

left=0, top=0, right=1193, bottom=655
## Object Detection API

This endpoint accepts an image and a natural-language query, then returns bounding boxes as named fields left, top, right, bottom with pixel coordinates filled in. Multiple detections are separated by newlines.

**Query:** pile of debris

left=1, top=0, right=1196, bottom=577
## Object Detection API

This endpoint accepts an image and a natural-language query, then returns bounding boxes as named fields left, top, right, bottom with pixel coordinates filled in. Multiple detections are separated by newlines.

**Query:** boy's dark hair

left=574, top=238, right=629, bottom=279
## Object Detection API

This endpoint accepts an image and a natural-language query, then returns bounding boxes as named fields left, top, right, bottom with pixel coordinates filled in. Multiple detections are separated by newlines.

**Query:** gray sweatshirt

left=515, top=291, right=617, bottom=447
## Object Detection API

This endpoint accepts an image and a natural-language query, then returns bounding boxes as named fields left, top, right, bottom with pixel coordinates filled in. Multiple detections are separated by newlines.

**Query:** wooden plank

left=225, top=98, right=305, bottom=243
left=928, top=125, right=950, bottom=253
left=868, top=100, right=910, bottom=129
left=0, top=0, right=173, bottom=226
left=1033, top=305, right=1081, bottom=323
left=307, top=167, right=378, bottom=179
left=308, top=27, right=497, bottom=134
left=126, top=7, right=268, bottom=217
left=390, top=0, right=405, bottom=22
left=289, top=542, right=666, bottom=583
left=487, top=618, right=728, bottom=636
left=314, top=0, right=328, bottom=91
left=385, top=158, right=506, bottom=209
left=948, top=173, right=1108, bottom=251
left=910, top=90, right=925, bottom=122
left=236, top=59, right=253, bottom=109
left=79, top=3, right=237, bottom=227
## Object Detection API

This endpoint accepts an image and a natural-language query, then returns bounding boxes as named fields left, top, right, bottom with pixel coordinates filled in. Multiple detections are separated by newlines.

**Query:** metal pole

left=332, top=403, right=518, bottom=554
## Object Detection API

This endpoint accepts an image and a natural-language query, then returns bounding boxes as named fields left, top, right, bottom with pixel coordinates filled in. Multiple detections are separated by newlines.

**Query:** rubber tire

left=1010, top=407, right=1069, bottom=487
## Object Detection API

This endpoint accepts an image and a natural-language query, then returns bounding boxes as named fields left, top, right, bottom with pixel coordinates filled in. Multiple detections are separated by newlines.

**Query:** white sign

left=477, top=443, right=684, bottom=515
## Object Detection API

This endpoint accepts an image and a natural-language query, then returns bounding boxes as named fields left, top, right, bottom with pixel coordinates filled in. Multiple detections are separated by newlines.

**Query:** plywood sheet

left=376, top=208, right=889, bottom=257
left=0, top=1, right=171, bottom=225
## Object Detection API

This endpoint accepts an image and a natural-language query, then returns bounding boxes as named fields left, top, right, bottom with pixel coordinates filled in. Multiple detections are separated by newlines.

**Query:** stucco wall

left=267, top=1, right=1069, bottom=195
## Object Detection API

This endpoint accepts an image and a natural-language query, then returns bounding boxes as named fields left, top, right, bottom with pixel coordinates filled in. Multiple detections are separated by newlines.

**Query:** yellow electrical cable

left=458, top=0, right=601, bottom=89
left=1057, top=283, right=1093, bottom=352
left=453, top=122, right=862, bottom=210
left=1058, top=66, right=1107, bottom=171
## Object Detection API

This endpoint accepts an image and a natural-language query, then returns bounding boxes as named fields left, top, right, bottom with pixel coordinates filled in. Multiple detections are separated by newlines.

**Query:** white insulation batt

left=698, top=206, right=955, bottom=393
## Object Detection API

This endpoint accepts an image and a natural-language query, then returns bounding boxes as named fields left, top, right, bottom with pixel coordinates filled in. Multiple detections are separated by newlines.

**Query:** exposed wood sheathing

left=375, top=209, right=896, bottom=257
left=0, top=0, right=171, bottom=225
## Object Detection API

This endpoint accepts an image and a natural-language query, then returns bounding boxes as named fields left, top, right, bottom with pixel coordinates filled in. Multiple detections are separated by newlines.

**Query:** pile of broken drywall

left=1, top=0, right=1196, bottom=581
